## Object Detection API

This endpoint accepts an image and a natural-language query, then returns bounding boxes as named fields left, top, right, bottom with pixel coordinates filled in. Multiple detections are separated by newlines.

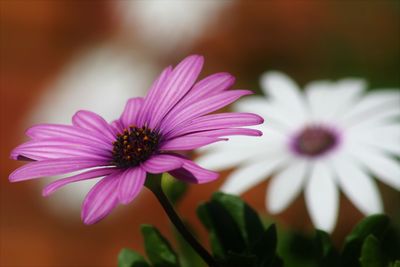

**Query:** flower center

left=292, top=126, right=338, bottom=157
left=112, top=126, right=160, bottom=168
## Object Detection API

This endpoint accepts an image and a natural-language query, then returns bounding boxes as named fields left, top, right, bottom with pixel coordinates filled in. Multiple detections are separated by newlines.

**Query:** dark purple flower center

left=292, top=126, right=338, bottom=157
left=112, top=126, right=160, bottom=168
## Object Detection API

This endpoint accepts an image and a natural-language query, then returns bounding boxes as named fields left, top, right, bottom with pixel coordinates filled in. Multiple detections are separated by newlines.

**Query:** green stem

left=146, top=174, right=219, bottom=267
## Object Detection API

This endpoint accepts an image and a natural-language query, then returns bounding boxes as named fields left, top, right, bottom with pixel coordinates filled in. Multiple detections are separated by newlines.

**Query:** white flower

left=197, top=71, right=400, bottom=233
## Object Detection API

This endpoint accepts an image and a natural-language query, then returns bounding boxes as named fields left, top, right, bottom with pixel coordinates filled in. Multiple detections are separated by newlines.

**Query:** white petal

left=196, top=149, right=258, bottom=170
left=267, top=159, right=309, bottom=214
left=344, top=144, right=400, bottom=190
left=304, top=80, right=336, bottom=122
left=344, top=107, right=400, bottom=130
left=221, top=154, right=290, bottom=195
left=333, top=78, right=366, bottom=113
left=196, top=128, right=288, bottom=170
left=304, top=162, right=339, bottom=233
left=233, top=97, right=297, bottom=133
left=305, top=78, right=364, bottom=121
left=260, top=71, right=308, bottom=127
left=347, top=124, right=400, bottom=156
left=260, top=71, right=302, bottom=106
left=331, top=153, right=383, bottom=215
left=340, top=90, right=400, bottom=127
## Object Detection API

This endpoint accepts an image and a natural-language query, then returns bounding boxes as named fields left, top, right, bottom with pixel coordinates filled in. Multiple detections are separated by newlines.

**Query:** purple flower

left=9, top=55, right=263, bottom=224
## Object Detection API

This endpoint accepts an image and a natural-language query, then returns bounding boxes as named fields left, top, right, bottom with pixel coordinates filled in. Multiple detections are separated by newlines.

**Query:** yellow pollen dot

left=143, top=136, right=149, bottom=141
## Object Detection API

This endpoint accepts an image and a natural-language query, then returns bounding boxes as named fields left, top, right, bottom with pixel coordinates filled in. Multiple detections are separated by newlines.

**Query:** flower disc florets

left=112, top=126, right=160, bottom=168
left=293, top=126, right=338, bottom=157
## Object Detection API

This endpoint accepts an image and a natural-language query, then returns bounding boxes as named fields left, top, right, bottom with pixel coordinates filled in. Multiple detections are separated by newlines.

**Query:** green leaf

left=277, top=231, right=319, bottom=267
left=251, top=224, right=279, bottom=266
left=211, top=192, right=264, bottom=246
left=346, top=215, right=389, bottom=242
left=314, top=230, right=339, bottom=267
left=161, top=173, right=188, bottom=205
left=360, top=235, right=385, bottom=267
left=380, top=224, right=400, bottom=262
left=197, top=204, right=225, bottom=259
left=220, top=251, right=257, bottom=267
left=118, top=248, right=149, bottom=267
left=172, top=223, right=205, bottom=267
left=197, top=199, right=246, bottom=257
left=141, top=224, right=180, bottom=267
left=198, top=192, right=283, bottom=266
left=341, top=215, right=389, bottom=267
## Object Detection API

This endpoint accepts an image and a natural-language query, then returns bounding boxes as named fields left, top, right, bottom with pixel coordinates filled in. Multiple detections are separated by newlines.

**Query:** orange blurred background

left=1, top=1, right=399, bottom=266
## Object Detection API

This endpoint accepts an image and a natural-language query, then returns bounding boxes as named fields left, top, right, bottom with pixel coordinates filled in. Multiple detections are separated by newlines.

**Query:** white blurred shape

left=29, top=44, right=156, bottom=216
left=32, top=44, right=155, bottom=123
left=116, top=0, right=233, bottom=55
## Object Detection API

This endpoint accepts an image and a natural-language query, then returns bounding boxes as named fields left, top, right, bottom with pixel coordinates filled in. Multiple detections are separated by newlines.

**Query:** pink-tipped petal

left=118, top=167, right=146, bottom=204
left=26, top=124, right=112, bottom=146
left=147, top=55, right=204, bottom=129
left=158, top=73, right=235, bottom=133
left=9, top=158, right=109, bottom=182
left=167, top=112, right=264, bottom=138
left=160, top=136, right=227, bottom=151
left=43, top=168, right=117, bottom=196
left=186, top=72, right=235, bottom=100
left=11, top=139, right=111, bottom=161
left=81, top=172, right=121, bottom=224
left=141, top=154, right=183, bottom=174
left=189, top=128, right=263, bottom=138
left=120, top=97, right=144, bottom=128
left=137, top=66, right=173, bottom=126
left=169, top=156, right=219, bottom=184
left=169, top=73, right=235, bottom=113
left=72, top=110, right=116, bottom=141
left=162, top=90, right=253, bottom=133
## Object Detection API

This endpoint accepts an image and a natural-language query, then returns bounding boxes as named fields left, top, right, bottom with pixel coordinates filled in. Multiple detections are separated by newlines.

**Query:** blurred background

left=1, top=0, right=399, bottom=266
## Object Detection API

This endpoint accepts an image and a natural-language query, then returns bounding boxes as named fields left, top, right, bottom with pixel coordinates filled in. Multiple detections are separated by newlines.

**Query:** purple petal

left=110, top=120, right=124, bottom=133
left=9, top=158, right=109, bottom=182
left=120, top=97, right=144, bottom=128
left=42, top=167, right=117, bottom=196
left=158, top=74, right=235, bottom=133
left=185, top=72, right=235, bottom=101
left=72, top=110, right=116, bottom=141
left=160, top=136, right=227, bottom=151
left=167, top=112, right=264, bottom=138
left=118, top=167, right=146, bottom=204
left=161, top=90, right=253, bottom=134
left=81, top=172, right=121, bottom=224
left=137, top=66, right=173, bottom=127
left=167, top=73, right=235, bottom=115
left=11, top=139, right=111, bottom=161
left=169, top=156, right=219, bottom=184
left=188, top=128, right=263, bottom=138
left=147, top=55, right=204, bottom=129
left=26, top=124, right=112, bottom=146
left=141, top=154, right=183, bottom=174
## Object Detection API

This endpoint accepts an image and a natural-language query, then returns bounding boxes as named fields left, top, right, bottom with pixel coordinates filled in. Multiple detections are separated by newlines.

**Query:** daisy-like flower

left=9, top=55, right=263, bottom=225
left=197, top=71, right=400, bottom=232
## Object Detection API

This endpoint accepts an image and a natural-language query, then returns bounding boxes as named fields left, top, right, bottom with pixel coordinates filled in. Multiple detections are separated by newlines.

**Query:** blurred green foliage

left=119, top=193, right=399, bottom=267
